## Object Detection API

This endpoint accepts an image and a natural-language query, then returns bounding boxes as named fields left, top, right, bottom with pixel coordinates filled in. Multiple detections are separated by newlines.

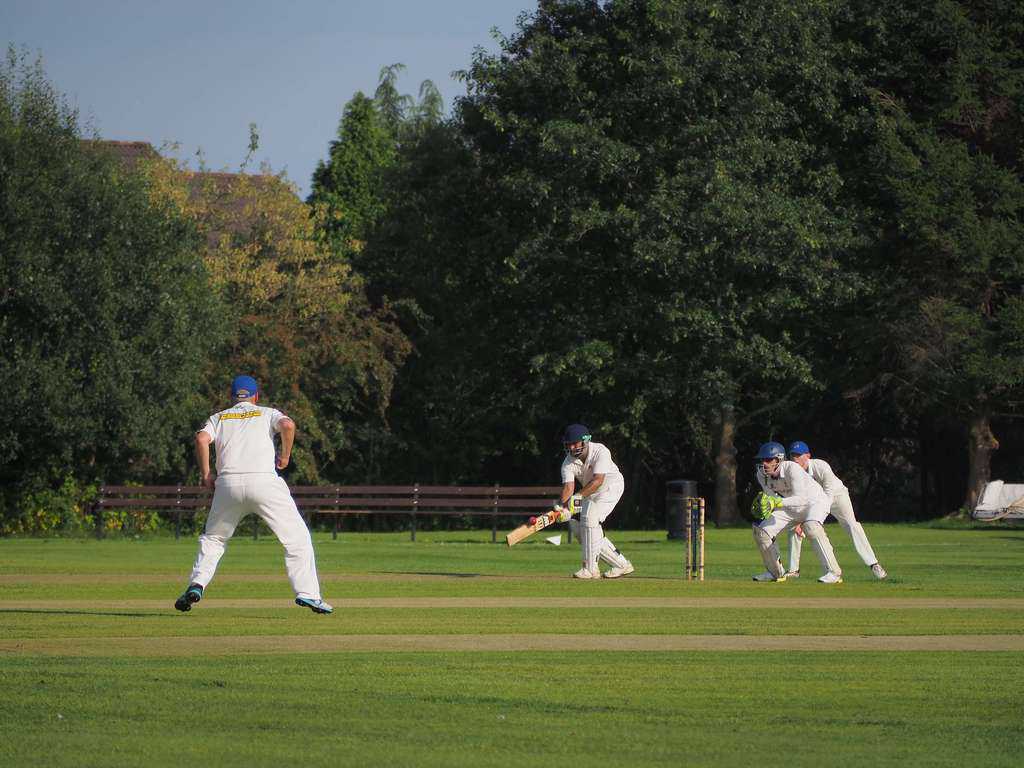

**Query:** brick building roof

left=83, top=140, right=300, bottom=243
left=84, top=139, right=162, bottom=166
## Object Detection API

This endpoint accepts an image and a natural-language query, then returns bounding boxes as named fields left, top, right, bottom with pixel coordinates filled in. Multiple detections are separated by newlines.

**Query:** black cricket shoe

left=174, top=584, right=204, bottom=612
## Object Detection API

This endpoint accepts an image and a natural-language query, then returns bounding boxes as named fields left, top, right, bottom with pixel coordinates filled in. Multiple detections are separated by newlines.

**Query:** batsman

left=558, top=424, right=634, bottom=579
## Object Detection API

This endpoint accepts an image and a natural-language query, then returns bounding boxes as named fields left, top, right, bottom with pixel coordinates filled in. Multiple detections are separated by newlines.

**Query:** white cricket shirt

left=560, top=441, right=625, bottom=499
left=200, top=401, right=287, bottom=475
left=757, top=460, right=828, bottom=509
left=804, top=458, right=848, bottom=500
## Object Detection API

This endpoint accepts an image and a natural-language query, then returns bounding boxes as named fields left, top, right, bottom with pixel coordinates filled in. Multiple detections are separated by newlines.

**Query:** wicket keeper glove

left=751, top=492, right=783, bottom=521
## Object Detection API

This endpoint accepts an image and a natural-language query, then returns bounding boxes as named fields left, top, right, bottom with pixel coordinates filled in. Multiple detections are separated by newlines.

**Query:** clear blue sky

left=2, top=0, right=533, bottom=197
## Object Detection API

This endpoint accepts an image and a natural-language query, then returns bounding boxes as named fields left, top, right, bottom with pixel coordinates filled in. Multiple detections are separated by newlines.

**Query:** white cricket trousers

left=758, top=495, right=830, bottom=537
left=189, top=474, right=322, bottom=600
left=757, top=496, right=841, bottom=576
left=787, top=491, right=878, bottom=571
left=578, top=480, right=630, bottom=572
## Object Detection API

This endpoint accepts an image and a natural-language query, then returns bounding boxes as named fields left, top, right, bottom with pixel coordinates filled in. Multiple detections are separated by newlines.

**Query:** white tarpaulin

left=973, top=480, right=1024, bottom=520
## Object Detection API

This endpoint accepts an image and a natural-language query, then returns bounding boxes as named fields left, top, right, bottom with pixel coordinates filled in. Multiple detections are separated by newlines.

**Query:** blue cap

left=789, top=440, right=810, bottom=456
left=231, top=375, right=259, bottom=399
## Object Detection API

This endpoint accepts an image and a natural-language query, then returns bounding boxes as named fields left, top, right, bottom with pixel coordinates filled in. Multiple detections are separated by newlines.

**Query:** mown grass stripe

left=2, top=633, right=1022, bottom=655
left=3, top=597, right=1024, bottom=609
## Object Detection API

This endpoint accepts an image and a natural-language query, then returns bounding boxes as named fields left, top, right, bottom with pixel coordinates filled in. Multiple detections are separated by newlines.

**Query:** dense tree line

left=0, top=50, right=407, bottom=532
left=347, top=0, right=1024, bottom=525
left=0, top=51, right=221, bottom=532
left=2, top=1, right=1023, bottom=533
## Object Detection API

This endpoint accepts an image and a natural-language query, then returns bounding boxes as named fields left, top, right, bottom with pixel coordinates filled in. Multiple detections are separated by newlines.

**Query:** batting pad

left=598, top=538, right=629, bottom=569
left=581, top=525, right=602, bottom=571
left=752, top=525, right=784, bottom=577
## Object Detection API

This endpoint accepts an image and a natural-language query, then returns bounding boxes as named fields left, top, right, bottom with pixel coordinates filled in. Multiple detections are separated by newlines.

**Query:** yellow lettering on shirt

left=219, top=411, right=263, bottom=421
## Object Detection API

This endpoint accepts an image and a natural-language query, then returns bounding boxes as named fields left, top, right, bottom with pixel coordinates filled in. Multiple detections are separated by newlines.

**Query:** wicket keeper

left=750, top=441, right=843, bottom=583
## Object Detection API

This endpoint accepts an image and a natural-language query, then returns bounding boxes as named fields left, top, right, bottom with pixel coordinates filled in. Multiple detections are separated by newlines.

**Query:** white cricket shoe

left=603, top=563, right=634, bottom=579
left=784, top=570, right=800, bottom=579
left=295, top=597, right=333, bottom=614
left=871, top=563, right=888, bottom=580
left=572, top=567, right=601, bottom=580
left=817, top=572, right=843, bottom=584
left=752, top=571, right=786, bottom=582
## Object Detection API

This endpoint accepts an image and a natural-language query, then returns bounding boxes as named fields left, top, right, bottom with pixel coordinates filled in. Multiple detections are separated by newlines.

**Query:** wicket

left=684, top=496, right=705, bottom=581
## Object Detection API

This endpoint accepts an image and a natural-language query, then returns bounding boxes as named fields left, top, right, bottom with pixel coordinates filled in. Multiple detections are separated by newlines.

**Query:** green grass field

left=2, top=523, right=1023, bottom=767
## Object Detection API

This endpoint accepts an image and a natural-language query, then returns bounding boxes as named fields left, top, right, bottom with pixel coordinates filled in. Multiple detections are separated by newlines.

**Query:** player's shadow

left=373, top=571, right=486, bottom=578
left=0, top=608, right=156, bottom=617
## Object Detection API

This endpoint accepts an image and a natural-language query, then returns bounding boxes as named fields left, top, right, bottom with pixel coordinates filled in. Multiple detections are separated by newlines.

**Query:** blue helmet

left=754, top=441, right=786, bottom=461
left=562, top=424, right=592, bottom=457
left=562, top=423, right=592, bottom=444
left=789, top=440, right=810, bottom=457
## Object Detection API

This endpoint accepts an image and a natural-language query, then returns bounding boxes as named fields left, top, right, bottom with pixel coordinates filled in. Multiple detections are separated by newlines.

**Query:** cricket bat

left=506, top=506, right=566, bottom=547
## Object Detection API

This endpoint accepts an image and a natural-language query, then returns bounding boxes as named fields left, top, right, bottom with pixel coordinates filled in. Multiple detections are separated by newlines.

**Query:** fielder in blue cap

left=173, top=374, right=333, bottom=615
left=784, top=441, right=887, bottom=580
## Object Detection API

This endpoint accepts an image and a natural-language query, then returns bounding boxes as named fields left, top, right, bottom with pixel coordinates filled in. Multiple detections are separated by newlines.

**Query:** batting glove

left=554, top=505, right=572, bottom=523
left=568, top=493, right=584, bottom=516
left=751, top=492, right=783, bottom=521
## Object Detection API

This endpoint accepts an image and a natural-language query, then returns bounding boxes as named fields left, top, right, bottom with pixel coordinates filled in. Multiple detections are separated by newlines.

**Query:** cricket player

left=174, top=375, right=332, bottom=614
left=784, top=441, right=887, bottom=580
left=751, top=441, right=843, bottom=583
left=559, top=424, right=634, bottom=579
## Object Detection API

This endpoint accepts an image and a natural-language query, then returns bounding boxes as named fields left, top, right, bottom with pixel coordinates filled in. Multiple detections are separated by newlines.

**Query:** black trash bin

left=666, top=479, right=698, bottom=539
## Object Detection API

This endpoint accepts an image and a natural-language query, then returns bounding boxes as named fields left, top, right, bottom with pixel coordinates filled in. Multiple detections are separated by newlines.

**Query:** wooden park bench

left=94, top=484, right=564, bottom=542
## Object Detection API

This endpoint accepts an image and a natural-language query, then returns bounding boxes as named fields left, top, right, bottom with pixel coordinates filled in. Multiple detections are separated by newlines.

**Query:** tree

left=834, top=0, right=1024, bottom=513
left=359, top=119, right=527, bottom=483
left=310, top=65, right=445, bottom=267
left=452, top=0, right=864, bottom=522
left=864, top=104, right=1024, bottom=512
left=0, top=49, right=221, bottom=530
left=374, top=63, right=446, bottom=139
left=309, top=91, right=397, bottom=256
left=374, top=63, right=415, bottom=136
left=139, top=157, right=412, bottom=484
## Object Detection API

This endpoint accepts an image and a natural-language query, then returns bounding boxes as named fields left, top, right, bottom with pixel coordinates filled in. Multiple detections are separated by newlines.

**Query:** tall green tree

left=374, top=63, right=415, bottom=137
left=361, top=119, right=526, bottom=483
left=375, top=63, right=446, bottom=139
left=0, top=49, right=222, bottom=530
left=309, top=91, right=397, bottom=256
left=835, top=0, right=1024, bottom=513
left=449, top=0, right=864, bottom=522
left=864, top=107, right=1024, bottom=513
left=310, top=65, right=445, bottom=267
left=306, top=66, right=452, bottom=483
